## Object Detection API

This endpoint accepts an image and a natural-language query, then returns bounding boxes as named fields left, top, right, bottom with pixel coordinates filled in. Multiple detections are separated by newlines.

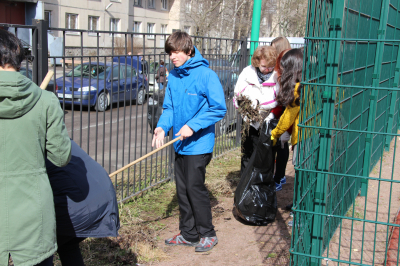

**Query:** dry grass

left=73, top=148, right=241, bottom=265
left=205, top=149, right=241, bottom=197
left=237, top=95, right=262, bottom=141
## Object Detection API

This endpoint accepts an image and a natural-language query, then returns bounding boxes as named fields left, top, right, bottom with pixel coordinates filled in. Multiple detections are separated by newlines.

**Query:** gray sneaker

left=165, top=234, right=199, bottom=246
left=195, top=236, right=218, bottom=252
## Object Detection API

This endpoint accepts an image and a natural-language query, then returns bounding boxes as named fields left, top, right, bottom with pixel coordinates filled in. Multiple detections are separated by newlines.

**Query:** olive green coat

left=0, top=71, right=71, bottom=266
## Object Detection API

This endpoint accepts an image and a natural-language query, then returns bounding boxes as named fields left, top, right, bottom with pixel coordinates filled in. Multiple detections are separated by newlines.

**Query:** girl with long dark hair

left=271, top=48, right=304, bottom=166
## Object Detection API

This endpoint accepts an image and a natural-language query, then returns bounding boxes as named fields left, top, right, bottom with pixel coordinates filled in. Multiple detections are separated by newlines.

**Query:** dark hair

left=275, top=48, right=303, bottom=107
left=165, top=31, right=195, bottom=57
left=160, top=60, right=164, bottom=65
left=0, top=29, right=24, bottom=70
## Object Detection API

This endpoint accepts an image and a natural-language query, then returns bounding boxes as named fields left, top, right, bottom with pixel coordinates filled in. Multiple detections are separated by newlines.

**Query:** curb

left=386, top=208, right=400, bottom=266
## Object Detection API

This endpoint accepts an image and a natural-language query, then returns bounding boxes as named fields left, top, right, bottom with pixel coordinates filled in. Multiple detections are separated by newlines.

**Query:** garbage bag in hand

left=234, top=119, right=278, bottom=225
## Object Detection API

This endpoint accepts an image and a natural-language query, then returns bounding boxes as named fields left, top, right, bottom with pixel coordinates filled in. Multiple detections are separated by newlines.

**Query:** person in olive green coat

left=0, top=29, right=71, bottom=266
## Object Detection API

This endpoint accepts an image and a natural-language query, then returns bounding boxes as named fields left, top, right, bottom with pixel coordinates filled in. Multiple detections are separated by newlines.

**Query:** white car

left=148, top=60, right=173, bottom=94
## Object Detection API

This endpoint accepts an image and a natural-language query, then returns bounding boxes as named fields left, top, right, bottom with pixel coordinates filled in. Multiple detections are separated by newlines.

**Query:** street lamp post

left=249, top=0, right=262, bottom=64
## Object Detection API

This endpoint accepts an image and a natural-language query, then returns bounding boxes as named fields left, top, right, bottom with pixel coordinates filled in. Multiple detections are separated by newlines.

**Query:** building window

left=148, top=0, right=155, bottom=8
left=160, top=24, right=167, bottom=39
left=147, top=23, right=155, bottom=39
left=44, top=10, right=51, bottom=27
left=185, top=0, right=191, bottom=13
left=161, top=0, right=168, bottom=10
left=133, top=0, right=142, bottom=6
left=133, top=21, right=142, bottom=37
left=65, top=13, right=78, bottom=30
left=184, top=26, right=191, bottom=35
left=110, top=18, right=120, bottom=32
left=88, top=16, right=100, bottom=31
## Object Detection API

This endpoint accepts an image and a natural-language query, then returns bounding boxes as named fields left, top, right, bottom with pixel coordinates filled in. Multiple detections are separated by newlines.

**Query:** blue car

left=56, top=62, right=148, bottom=111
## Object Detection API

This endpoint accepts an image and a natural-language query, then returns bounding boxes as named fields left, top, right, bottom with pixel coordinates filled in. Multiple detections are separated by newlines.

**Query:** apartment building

left=40, top=0, right=194, bottom=48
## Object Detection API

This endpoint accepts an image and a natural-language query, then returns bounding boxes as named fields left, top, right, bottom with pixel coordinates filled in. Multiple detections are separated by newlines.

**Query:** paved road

left=62, top=101, right=169, bottom=174
left=40, top=64, right=171, bottom=174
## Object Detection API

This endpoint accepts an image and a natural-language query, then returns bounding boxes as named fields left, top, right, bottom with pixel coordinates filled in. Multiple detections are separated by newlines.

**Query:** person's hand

left=152, top=127, right=165, bottom=148
left=251, top=121, right=260, bottom=130
left=176, top=125, right=194, bottom=140
left=279, top=131, right=290, bottom=149
left=271, top=135, right=277, bottom=146
left=264, top=112, right=275, bottom=123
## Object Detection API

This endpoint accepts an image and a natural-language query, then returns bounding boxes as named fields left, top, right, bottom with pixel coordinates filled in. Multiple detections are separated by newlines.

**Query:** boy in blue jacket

left=152, top=31, right=227, bottom=252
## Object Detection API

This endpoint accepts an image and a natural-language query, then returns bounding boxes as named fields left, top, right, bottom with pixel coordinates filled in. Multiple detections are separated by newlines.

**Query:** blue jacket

left=157, top=47, right=227, bottom=155
left=45, top=140, right=120, bottom=238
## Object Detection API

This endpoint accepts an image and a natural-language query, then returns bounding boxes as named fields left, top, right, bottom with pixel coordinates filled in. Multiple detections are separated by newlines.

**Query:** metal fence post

left=360, top=0, right=390, bottom=196
left=309, top=0, right=344, bottom=264
left=168, top=129, right=175, bottom=182
left=384, top=48, right=400, bottom=150
left=235, top=38, right=248, bottom=146
left=32, top=19, right=48, bottom=85
left=31, top=22, right=38, bottom=85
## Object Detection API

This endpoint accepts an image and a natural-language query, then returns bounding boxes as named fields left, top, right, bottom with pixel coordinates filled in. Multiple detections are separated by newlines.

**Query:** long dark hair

left=276, top=48, right=303, bottom=107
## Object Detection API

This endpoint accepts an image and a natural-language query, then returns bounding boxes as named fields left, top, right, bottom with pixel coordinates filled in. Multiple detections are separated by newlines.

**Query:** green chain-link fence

left=291, top=0, right=400, bottom=265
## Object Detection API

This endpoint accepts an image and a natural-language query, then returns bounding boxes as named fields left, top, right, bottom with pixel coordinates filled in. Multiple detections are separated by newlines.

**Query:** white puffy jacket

left=233, top=65, right=280, bottom=129
left=233, top=65, right=280, bottom=111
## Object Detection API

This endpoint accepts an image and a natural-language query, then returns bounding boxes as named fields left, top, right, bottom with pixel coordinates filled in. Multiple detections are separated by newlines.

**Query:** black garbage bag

left=234, top=119, right=278, bottom=225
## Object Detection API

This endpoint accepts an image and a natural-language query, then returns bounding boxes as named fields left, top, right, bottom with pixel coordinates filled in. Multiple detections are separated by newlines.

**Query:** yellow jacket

left=271, top=83, right=300, bottom=146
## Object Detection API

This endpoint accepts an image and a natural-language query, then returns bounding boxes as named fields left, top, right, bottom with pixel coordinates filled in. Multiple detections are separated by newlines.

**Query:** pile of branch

left=236, top=95, right=263, bottom=146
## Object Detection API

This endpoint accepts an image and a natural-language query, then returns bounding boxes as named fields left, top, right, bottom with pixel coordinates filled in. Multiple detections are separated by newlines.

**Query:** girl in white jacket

left=233, top=45, right=279, bottom=176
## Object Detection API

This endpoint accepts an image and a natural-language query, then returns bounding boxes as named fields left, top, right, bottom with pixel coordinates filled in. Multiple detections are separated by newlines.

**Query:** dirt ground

left=146, top=136, right=400, bottom=266
left=322, top=137, right=400, bottom=265
left=149, top=156, right=296, bottom=266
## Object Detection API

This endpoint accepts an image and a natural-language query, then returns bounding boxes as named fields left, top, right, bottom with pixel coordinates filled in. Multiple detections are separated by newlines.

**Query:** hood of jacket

left=173, top=46, right=209, bottom=77
left=0, top=71, right=42, bottom=119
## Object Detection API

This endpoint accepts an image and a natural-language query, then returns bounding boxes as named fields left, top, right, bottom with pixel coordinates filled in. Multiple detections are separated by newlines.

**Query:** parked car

left=112, top=55, right=149, bottom=77
left=19, top=67, right=57, bottom=92
left=147, top=89, right=166, bottom=133
left=56, top=62, right=148, bottom=111
left=208, top=59, right=239, bottom=99
left=148, top=60, right=174, bottom=94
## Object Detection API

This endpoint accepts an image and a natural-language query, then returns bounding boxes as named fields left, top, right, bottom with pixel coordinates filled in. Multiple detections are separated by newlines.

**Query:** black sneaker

left=165, top=234, right=199, bottom=246
left=285, top=203, right=293, bottom=211
left=195, top=236, right=218, bottom=252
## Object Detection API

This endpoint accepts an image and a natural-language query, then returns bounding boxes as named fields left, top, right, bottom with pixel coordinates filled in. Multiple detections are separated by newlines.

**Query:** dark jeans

left=34, top=256, right=53, bottom=266
left=57, top=235, right=86, bottom=266
left=240, top=126, right=260, bottom=177
left=272, top=142, right=289, bottom=184
left=175, top=153, right=215, bottom=242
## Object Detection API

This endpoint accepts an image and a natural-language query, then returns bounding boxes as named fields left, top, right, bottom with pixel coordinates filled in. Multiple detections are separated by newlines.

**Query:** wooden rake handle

left=109, top=137, right=180, bottom=178
left=40, top=70, right=54, bottom=90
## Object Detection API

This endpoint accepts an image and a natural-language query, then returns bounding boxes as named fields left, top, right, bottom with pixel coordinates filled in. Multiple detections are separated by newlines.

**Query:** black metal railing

left=2, top=22, right=303, bottom=202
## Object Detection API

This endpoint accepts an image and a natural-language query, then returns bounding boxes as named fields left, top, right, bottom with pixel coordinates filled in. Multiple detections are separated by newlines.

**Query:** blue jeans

left=159, top=82, right=164, bottom=90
